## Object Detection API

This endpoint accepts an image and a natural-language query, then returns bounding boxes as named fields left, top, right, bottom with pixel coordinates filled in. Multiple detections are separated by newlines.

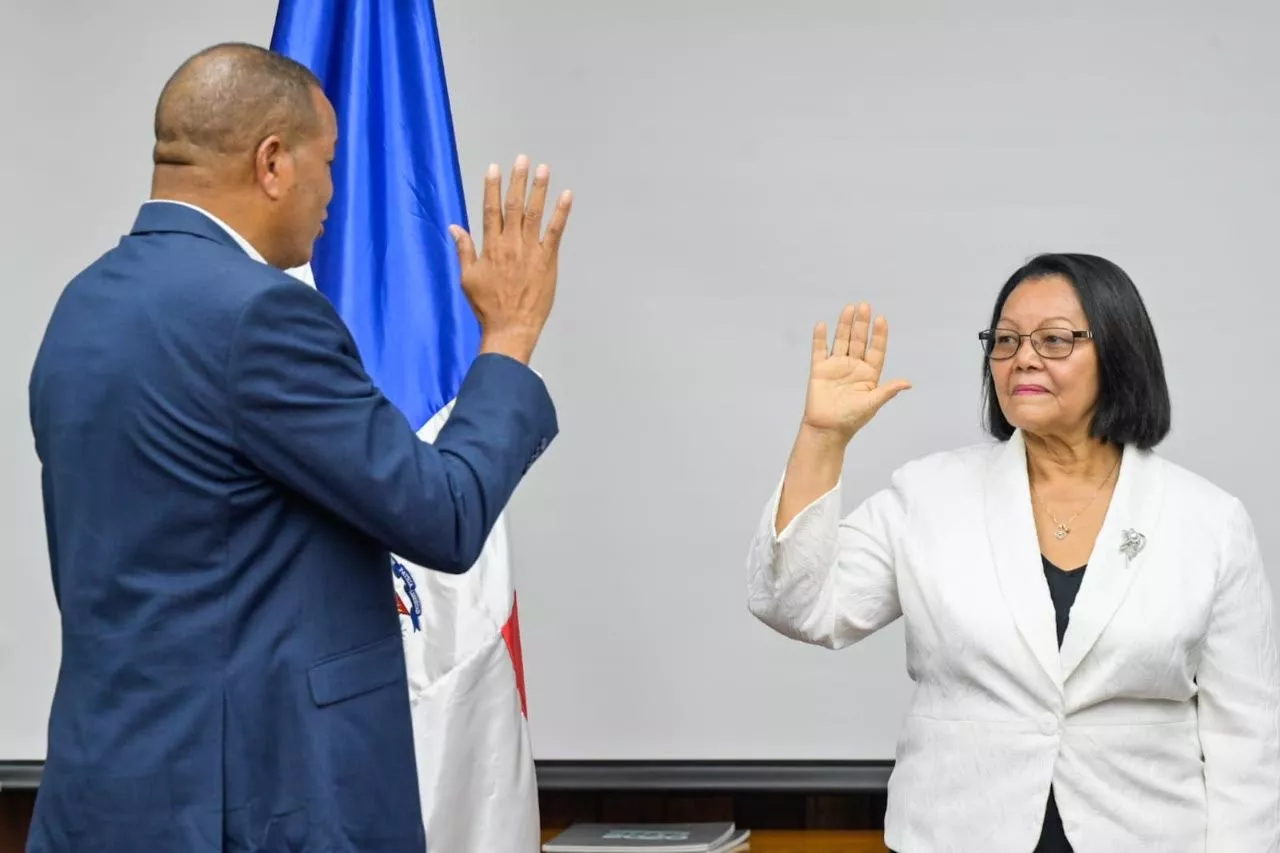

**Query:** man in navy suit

left=26, top=42, right=571, bottom=852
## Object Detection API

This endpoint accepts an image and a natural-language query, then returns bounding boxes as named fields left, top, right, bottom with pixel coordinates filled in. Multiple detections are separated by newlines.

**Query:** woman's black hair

left=981, top=253, right=1171, bottom=449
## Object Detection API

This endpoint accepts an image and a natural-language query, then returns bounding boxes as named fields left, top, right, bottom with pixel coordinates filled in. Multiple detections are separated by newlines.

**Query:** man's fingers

left=480, top=163, right=502, bottom=254
left=449, top=225, right=477, bottom=271
left=541, top=190, right=573, bottom=252
left=523, top=163, right=549, bottom=242
left=504, top=154, right=530, bottom=236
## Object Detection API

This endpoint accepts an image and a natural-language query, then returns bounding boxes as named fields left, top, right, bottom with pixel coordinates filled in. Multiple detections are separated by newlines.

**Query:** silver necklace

left=1032, top=455, right=1120, bottom=540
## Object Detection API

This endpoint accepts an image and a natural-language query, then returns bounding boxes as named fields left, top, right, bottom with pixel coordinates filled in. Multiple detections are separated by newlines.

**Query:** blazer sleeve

left=1198, top=498, right=1280, bottom=850
left=40, top=467, right=61, bottom=610
left=746, top=467, right=906, bottom=649
left=226, top=281, right=557, bottom=574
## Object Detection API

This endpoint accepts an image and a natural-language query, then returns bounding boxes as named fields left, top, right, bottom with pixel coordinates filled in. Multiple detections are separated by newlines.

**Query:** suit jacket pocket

left=308, top=634, right=405, bottom=707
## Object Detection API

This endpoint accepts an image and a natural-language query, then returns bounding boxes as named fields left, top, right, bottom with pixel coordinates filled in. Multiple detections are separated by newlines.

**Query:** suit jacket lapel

left=1058, top=444, right=1165, bottom=680
left=985, top=431, right=1062, bottom=692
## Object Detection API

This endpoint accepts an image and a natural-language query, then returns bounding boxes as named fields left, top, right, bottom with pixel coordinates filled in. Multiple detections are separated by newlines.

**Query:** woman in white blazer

left=747, top=253, right=1280, bottom=852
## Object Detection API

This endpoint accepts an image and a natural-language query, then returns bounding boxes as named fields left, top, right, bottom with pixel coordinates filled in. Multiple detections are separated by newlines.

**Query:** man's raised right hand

left=449, top=155, right=573, bottom=365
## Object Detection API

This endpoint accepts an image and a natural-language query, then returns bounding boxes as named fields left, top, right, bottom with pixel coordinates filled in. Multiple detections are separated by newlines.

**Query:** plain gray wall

left=3, top=0, right=1278, bottom=762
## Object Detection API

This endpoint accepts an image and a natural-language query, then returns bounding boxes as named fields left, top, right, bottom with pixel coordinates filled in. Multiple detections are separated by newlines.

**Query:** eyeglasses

left=978, top=327, right=1093, bottom=360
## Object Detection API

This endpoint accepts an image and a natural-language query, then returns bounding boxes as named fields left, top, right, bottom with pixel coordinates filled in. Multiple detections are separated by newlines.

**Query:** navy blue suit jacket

left=25, top=202, right=557, bottom=852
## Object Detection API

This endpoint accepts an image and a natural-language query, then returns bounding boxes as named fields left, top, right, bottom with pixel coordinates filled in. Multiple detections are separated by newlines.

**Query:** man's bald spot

left=153, top=42, right=323, bottom=169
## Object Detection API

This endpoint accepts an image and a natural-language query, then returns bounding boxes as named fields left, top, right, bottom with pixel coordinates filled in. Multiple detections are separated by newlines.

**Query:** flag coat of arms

left=271, top=2, right=539, bottom=850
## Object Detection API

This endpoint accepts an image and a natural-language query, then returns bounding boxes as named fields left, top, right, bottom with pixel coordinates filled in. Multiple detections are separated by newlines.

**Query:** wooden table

left=541, top=829, right=888, bottom=852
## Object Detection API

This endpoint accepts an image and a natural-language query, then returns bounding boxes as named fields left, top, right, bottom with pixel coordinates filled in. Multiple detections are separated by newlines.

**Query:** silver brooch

left=1119, top=529, right=1146, bottom=560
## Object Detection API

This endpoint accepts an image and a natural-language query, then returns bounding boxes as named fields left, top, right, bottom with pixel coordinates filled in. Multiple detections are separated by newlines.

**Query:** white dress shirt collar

left=143, top=199, right=267, bottom=264
left=142, top=199, right=316, bottom=287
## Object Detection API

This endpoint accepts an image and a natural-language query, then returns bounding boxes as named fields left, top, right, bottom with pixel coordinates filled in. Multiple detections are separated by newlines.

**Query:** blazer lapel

left=985, top=431, right=1062, bottom=691
left=1058, top=444, right=1165, bottom=680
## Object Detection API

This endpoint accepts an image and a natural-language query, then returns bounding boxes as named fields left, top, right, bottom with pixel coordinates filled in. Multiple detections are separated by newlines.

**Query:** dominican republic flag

left=270, top=3, right=540, bottom=851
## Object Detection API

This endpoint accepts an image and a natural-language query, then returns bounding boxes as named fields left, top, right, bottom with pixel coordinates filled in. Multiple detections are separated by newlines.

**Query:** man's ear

left=254, top=135, right=292, bottom=200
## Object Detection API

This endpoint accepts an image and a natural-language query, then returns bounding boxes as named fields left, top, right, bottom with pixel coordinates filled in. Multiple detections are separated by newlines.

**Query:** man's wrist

left=478, top=328, right=539, bottom=364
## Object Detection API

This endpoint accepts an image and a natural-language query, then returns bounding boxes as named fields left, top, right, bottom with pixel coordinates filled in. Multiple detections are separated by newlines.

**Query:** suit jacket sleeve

left=226, top=281, right=557, bottom=573
left=746, top=468, right=906, bottom=650
left=1198, top=498, right=1280, bottom=850
left=40, top=467, right=61, bottom=609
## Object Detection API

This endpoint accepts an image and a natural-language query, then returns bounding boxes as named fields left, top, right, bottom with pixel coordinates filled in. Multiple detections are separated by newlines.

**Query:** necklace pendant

left=1054, top=524, right=1069, bottom=540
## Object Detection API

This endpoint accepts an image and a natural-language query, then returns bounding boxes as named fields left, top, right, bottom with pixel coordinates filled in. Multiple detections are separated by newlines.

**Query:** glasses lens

left=987, top=330, right=1019, bottom=359
left=1033, top=329, right=1075, bottom=358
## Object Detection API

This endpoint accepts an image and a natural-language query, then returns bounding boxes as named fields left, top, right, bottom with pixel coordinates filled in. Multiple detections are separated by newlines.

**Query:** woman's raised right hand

left=801, top=303, right=912, bottom=442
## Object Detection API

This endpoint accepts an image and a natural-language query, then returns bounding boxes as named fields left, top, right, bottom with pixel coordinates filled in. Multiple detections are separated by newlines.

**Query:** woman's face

left=990, top=275, right=1100, bottom=440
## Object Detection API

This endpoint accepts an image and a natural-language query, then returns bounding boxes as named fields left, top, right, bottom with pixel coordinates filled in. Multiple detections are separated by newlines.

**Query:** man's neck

left=148, top=182, right=272, bottom=264
left=150, top=185, right=241, bottom=225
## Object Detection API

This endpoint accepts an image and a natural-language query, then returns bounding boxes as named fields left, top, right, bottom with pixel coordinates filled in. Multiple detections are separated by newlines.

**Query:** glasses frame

left=978, top=327, right=1093, bottom=360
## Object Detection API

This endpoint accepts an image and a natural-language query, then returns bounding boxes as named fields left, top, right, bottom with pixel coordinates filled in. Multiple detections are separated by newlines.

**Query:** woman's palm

left=804, top=303, right=911, bottom=438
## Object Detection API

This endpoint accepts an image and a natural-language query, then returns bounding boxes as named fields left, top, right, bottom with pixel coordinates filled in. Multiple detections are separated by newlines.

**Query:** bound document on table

left=541, top=821, right=750, bottom=852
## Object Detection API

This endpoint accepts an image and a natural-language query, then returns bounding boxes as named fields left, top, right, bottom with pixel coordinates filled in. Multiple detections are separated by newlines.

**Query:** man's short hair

left=153, top=42, right=324, bottom=166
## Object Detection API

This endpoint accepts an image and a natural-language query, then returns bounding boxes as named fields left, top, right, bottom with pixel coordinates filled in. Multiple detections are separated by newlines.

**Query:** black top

left=1035, top=556, right=1085, bottom=853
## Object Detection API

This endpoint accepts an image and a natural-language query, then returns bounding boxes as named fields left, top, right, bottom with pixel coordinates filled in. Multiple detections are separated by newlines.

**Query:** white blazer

left=747, top=430, right=1280, bottom=852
